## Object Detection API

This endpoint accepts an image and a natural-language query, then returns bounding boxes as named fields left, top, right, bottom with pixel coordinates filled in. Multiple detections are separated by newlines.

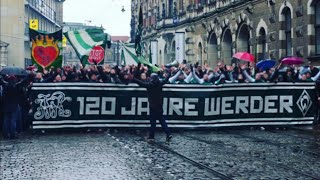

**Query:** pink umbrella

left=281, top=57, right=304, bottom=65
left=233, top=52, right=255, bottom=62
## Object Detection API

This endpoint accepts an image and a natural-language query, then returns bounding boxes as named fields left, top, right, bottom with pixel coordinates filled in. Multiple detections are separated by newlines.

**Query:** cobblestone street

left=1, top=127, right=320, bottom=179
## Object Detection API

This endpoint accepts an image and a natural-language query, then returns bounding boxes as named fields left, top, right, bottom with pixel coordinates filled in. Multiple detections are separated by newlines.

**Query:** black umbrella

left=0, top=66, right=28, bottom=76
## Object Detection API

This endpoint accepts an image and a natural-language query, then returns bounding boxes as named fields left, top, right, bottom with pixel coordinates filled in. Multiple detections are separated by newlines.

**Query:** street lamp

left=283, top=0, right=287, bottom=7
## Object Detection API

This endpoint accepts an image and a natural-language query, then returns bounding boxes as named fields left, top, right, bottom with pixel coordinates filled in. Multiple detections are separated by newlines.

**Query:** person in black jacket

left=133, top=72, right=172, bottom=142
left=0, top=75, right=28, bottom=138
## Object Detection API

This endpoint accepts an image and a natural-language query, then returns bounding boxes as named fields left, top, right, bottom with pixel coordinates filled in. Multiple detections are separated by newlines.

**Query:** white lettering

left=204, top=98, right=220, bottom=116
left=279, top=96, right=293, bottom=113
left=264, top=96, right=278, bottom=113
left=184, top=98, right=198, bottom=116
left=121, top=97, right=136, bottom=115
left=137, top=98, right=149, bottom=115
left=221, top=97, right=234, bottom=115
left=250, top=96, right=263, bottom=113
left=235, top=96, right=249, bottom=114
left=77, top=97, right=85, bottom=115
left=86, top=97, right=100, bottom=115
left=163, top=98, right=168, bottom=115
left=169, top=98, right=183, bottom=115
left=101, top=97, right=116, bottom=115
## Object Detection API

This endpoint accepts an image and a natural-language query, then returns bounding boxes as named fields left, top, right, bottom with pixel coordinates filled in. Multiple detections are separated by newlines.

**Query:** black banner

left=31, top=83, right=317, bottom=129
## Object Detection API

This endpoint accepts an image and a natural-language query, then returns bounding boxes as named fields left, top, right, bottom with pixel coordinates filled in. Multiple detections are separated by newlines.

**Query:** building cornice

left=140, top=0, right=264, bottom=38
left=0, top=41, right=10, bottom=47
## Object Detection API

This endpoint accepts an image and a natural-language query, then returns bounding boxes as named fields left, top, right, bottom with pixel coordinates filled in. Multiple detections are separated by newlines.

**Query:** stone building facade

left=0, top=0, right=64, bottom=67
left=131, top=0, right=320, bottom=66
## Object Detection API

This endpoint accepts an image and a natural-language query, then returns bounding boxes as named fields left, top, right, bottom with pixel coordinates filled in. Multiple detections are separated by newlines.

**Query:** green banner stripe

left=64, top=33, right=82, bottom=61
left=124, top=47, right=140, bottom=64
left=125, top=43, right=135, bottom=48
left=65, top=32, right=90, bottom=56
left=85, top=29, right=105, bottom=42
left=74, top=31, right=93, bottom=50
left=124, top=46, right=160, bottom=72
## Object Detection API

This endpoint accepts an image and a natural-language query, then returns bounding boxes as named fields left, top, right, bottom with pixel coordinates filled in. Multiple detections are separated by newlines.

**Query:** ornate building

left=131, top=0, right=320, bottom=66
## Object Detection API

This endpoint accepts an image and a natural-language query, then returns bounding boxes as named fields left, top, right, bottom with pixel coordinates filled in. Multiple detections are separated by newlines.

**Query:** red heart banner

left=32, top=46, right=59, bottom=67
left=31, top=34, right=60, bottom=68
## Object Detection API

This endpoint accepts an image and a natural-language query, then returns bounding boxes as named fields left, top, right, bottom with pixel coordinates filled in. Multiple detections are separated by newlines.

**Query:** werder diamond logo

left=296, top=90, right=312, bottom=116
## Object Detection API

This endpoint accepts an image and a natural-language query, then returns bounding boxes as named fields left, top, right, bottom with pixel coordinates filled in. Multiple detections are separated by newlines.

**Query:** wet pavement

left=1, top=127, right=320, bottom=180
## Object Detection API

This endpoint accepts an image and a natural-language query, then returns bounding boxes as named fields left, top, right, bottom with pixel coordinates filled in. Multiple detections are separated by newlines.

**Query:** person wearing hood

left=133, top=72, right=172, bottom=143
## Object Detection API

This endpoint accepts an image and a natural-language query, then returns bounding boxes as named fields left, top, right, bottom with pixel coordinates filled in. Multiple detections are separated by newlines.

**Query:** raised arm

left=208, top=72, right=216, bottom=81
left=242, top=69, right=255, bottom=83
left=192, top=69, right=204, bottom=84
left=0, top=76, right=8, bottom=86
left=312, top=70, right=320, bottom=81
left=16, top=74, right=34, bottom=87
left=184, top=72, right=193, bottom=83
left=169, top=70, right=182, bottom=83
left=214, top=74, right=225, bottom=85
left=133, top=78, right=151, bottom=88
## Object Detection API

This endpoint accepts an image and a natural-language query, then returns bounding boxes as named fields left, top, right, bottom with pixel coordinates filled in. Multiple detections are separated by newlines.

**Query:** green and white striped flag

left=64, top=28, right=111, bottom=65
left=120, top=42, right=161, bottom=72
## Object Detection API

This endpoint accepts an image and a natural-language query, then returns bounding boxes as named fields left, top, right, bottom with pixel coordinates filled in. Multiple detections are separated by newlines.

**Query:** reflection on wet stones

left=1, top=129, right=320, bottom=179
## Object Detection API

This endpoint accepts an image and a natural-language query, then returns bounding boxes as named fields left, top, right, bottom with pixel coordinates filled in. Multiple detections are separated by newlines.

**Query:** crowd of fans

left=1, top=60, right=320, bottom=139
left=26, top=60, right=320, bottom=84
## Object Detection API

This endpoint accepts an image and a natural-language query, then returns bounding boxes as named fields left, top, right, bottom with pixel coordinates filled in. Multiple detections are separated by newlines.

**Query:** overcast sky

left=63, top=0, right=131, bottom=36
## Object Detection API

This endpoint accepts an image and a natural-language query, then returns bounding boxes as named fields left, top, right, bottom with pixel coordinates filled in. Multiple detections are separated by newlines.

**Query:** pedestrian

left=133, top=72, right=173, bottom=143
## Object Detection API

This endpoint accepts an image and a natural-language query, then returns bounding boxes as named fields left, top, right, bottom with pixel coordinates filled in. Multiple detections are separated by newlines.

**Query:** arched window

left=237, top=23, right=250, bottom=53
left=168, top=0, right=173, bottom=17
left=179, top=0, right=184, bottom=11
left=283, top=7, right=292, bottom=56
left=316, top=1, right=320, bottom=55
left=198, top=42, right=203, bottom=65
left=222, top=29, right=233, bottom=64
left=164, top=44, right=170, bottom=64
left=208, top=32, right=218, bottom=66
left=258, top=28, right=267, bottom=60
left=171, top=41, right=176, bottom=60
left=159, top=50, right=162, bottom=65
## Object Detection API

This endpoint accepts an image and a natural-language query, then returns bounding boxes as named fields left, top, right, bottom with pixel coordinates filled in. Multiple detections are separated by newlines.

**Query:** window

left=316, top=1, right=320, bottom=55
left=168, top=0, right=173, bottom=17
left=157, top=5, right=160, bottom=19
left=284, top=8, right=292, bottom=56
left=179, top=0, right=184, bottom=11
left=259, top=28, right=267, bottom=60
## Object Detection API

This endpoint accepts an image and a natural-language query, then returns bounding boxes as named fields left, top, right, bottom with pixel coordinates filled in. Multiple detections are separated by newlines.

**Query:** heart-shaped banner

left=32, top=46, right=59, bottom=67
left=31, top=34, right=60, bottom=68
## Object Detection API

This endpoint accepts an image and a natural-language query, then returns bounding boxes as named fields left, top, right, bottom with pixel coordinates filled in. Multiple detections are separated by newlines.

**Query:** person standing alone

left=134, top=72, right=173, bottom=142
